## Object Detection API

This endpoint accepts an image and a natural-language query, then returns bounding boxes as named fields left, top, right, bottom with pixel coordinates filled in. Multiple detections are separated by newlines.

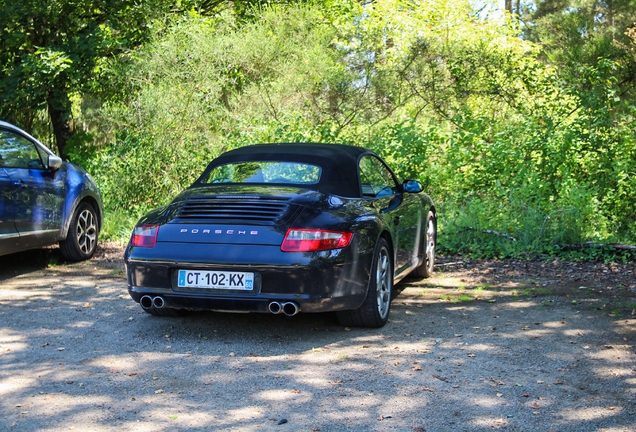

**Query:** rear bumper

left=125, top=242, right=372, bottom=313
left=127, top=288, right=364, bottom=313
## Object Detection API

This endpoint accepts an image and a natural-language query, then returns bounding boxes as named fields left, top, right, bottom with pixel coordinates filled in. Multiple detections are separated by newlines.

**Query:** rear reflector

left=131, top=224, right=160, bottom=248
left=281, top=229, right=353, bottom=252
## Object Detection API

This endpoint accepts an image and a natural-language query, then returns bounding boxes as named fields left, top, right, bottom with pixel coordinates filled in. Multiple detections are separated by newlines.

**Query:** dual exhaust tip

left=268, top=301, right=300, bottom=316
left=140, top=295, right=300, bottom=317
left=140, top=295, right=165, bottom=310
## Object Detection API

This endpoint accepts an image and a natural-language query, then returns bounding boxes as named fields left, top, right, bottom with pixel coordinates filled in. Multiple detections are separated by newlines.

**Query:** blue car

left=0, top=121, right=103, bottom=261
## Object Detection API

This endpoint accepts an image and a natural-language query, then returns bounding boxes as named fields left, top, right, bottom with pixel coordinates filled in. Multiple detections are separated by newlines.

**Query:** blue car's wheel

left=60, top=202, right=99, bottom=261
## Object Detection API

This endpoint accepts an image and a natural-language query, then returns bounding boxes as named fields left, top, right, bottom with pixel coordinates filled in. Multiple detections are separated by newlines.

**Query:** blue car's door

left=0, top=129, right=65, bottom=251
left=0, top=166, right=19, bottom=254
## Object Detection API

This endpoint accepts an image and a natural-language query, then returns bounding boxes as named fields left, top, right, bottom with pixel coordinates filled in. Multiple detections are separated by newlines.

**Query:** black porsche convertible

left=124, top=143, right=436, bottom=328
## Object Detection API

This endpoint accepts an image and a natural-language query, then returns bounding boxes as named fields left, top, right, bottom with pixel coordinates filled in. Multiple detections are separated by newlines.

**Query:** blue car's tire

left=60, top=202, right=99, bottom=261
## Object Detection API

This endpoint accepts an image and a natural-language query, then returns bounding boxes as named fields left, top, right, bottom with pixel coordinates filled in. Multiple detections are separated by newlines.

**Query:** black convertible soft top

left=198, top=143, right=378, bottom=198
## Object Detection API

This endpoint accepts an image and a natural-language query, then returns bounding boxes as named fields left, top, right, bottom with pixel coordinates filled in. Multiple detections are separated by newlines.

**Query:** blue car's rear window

left=202, top=161, right=322, bottom=185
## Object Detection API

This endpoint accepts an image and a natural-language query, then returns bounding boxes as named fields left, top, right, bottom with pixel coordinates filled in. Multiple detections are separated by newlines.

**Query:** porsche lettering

left=179, top=229, right=258, bottom=235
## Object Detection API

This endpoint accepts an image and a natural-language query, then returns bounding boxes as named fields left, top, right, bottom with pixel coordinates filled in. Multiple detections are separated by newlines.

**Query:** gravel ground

left=0, top=244, right=635, bottom=431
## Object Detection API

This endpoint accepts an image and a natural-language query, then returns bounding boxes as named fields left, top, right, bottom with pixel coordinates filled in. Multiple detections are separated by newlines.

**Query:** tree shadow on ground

left=0, top=265, right=634, bottom=431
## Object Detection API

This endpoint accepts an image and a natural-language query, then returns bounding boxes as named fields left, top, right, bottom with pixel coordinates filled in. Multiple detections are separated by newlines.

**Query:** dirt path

left=0, top=244, right=634, bottom=431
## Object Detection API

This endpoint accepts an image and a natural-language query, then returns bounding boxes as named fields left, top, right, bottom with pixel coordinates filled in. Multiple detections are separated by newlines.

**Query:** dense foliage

left=0, top=0, right=294, bottom=158
left=5, top=0, right=636, bottom=261
left=0, top=0, right=182, bottom=158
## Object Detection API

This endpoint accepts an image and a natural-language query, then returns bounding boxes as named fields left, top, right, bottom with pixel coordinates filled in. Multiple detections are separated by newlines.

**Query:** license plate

left=177, top=270, right=254, bottom=290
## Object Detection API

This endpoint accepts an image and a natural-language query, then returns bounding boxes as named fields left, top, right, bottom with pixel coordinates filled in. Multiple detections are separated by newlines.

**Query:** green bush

left=82, top=1, right=635, bottom=262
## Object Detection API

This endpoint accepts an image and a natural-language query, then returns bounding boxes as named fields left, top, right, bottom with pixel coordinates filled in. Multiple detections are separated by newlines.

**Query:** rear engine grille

left=176, top=196, right=294, bottom=224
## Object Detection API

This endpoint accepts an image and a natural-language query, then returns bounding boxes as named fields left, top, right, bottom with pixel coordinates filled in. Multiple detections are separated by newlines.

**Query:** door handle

left=13, top=181, right=27, bottom=189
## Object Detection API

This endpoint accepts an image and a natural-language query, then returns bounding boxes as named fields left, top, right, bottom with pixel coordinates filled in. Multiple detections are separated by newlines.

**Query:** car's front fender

left=59, top=164, right=103, bottom=240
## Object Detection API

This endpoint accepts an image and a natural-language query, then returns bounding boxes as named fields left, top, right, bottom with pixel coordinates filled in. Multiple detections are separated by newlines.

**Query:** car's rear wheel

left=412, top=210, right=436, bottom=278
left=336, top=237, right=393, bottom=328
left=60, top=202, right=99, bottom=261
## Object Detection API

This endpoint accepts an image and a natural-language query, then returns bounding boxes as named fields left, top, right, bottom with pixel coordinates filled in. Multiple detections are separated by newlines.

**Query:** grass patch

left=439, top=293, right=478, bottom=303
left=100, top=211, right=140, bottom=243
left=533, top=287, right=553, bottom=295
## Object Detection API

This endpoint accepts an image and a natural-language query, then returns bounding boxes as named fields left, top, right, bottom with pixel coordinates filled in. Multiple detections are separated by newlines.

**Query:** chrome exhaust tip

left=268, top=301, right=282, bottom=314
left=140, top=295, right=153, bottom=309
left=282, top=302, right=300, bottom=316
left=152, top=296, right=165, bottom=309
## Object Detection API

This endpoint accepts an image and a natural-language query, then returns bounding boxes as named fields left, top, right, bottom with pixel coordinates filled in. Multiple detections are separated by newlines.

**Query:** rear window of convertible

left=202, top=161, right=322, bottom=185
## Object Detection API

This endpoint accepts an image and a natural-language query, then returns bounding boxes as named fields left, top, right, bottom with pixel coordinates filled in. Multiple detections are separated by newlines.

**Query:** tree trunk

left=47, top=88, right=73, bottom=160
left=505, top=0, right=512, bottom=14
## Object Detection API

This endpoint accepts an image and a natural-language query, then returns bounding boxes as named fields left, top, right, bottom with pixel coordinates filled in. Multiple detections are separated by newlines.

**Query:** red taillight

left=281, top=229, right=353, bottom=252
left=131, top=224, right=160, bottom=248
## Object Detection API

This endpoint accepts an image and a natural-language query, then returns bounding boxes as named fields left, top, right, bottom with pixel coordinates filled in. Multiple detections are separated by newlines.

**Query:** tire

left=60, top=202, right=99, bottom=261
left=336, top=237, right=393, bottom=328
left=412, top=210, right=436, bottom=278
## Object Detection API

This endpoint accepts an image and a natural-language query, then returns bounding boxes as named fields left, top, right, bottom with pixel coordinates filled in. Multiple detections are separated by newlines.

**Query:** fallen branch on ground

left=435, top=261, right=465, bottom=267
left=461, top=226, right=517, bottom=242
left=554, top=242, right=636, bottom=251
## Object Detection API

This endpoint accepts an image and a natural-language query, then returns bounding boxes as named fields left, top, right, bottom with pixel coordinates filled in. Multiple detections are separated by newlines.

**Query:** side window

left=358, top=155, right=398, bottom=198
left=0, top=130, right=45, bottom=169
left=35, top=145, right=50, bottom=168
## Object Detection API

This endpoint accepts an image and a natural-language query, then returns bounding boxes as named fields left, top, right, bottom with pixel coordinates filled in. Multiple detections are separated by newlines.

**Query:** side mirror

left=402, top=179, right=423, bottom=193
left=48, top=154, right=63, bottom=171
